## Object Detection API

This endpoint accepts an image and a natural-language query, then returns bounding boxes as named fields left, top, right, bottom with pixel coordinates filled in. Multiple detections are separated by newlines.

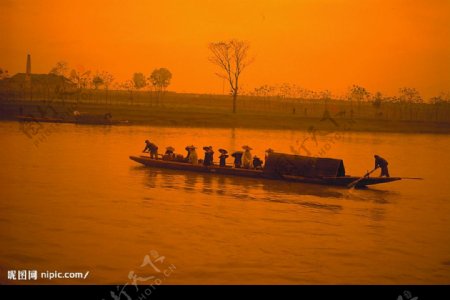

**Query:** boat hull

left=129, top=156, right=401, bottom=188
left=282, top=175, right=401, bottom=187
left=130, top=156, right=264, bottom=177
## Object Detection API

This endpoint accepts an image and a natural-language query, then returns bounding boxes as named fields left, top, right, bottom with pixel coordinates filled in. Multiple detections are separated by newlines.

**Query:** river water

left=0, top=121, right=449, bottom=284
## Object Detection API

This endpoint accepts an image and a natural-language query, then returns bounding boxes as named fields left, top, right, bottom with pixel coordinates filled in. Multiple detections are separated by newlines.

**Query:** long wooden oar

left=347, top=167, right=378, bottom=189
left=399, top=177, right=423, bottom=180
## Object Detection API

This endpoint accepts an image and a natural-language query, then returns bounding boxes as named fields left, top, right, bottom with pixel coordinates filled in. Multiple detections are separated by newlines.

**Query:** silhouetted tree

left=101, top=71, right=114, bottom=104
left=0, top=68, right=9, bottom=80
left=398, top=87, right=422, bottom=103
left=209, top=39, right=252, bottom=113
left=102, top=72, right=114, bottom=89
left=398, top=87, right=423, bottom=120
left=149, top=68, right=172, bottom=104
left=348, top=85, right=370, bottom=100
left=371, top=92, right=384, bottom=118
left=149, top=68, right=172, bottom=91
left=70, top=67, right=91, bottom=102
left=92, top=74, right=104, bottom=90
left=132, top=72, right=146, bottom=90
left=278, top=83, right=292, bottom=99
left=429, top=93, right=450, bottom=121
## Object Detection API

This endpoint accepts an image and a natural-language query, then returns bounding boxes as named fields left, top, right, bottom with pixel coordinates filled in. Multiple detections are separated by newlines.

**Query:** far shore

left=1, top=99, right=450, bottom=134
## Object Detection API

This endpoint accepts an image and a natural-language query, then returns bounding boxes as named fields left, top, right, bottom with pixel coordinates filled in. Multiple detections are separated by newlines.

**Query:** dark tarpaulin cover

left=263, top=152, right=345, bottom=178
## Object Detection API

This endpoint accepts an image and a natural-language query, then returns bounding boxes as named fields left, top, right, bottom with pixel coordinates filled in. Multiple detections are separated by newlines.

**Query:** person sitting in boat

left=231, top=151, right=243, bottom=168
left=253, top=156, right=263, bottom=170
left=185, top=145, right=193, bottom=161
left=242, top=145, right=253, bottom=169
left=163, top=146, right=176, bottom=160
left=143, top=140, right=158, bottom=159
left=265, top=148, right=274, bottom=160
left=218, top=149, right=229, bottom=167
left=374, top=154, right=390, bottom=177
left=187, top=146, right=198, bottom=165
left=175, top=154, right=185, bottom=162
left=203, top=146, right=214, bottom=166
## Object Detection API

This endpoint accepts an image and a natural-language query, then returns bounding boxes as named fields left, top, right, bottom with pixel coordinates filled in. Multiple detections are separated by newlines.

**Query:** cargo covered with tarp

left=263, top=153, right=345, bottom=178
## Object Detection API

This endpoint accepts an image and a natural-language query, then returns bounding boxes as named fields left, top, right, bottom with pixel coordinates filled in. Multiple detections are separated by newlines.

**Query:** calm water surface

left=0, top=121, right=449, bottom=284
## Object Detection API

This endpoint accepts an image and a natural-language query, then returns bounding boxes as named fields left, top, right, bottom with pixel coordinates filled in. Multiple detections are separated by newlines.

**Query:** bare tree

left=49, top=61, right=69, bottom=77
left=70, top=67, right=91, bottom=102
left=209, top=39, right=252, bottom=113
left=398, top=87, right=423, bottom=121
left=101, top=71, right=114, bottom=104
left=398, top=87, right=422, bottom=103
left=347, top=84, right=370, bottom=118
left=348, top=85, right=370, bottom=103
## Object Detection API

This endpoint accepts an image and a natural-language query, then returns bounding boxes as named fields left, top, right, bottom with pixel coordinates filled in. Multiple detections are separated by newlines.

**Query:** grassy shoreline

left=1, top=99, right=450, bottom=134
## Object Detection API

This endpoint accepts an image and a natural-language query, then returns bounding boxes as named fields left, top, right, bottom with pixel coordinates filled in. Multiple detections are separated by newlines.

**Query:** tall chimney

left=26, top=53, right=31, bottom=79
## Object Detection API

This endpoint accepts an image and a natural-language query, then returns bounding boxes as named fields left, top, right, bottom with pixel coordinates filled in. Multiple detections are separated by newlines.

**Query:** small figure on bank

left=242, top=145, right=253, bottom=169
left=104, top=112, right=113, bottom=122
left=231, top=151, right=243, bottom=168
left=218, top=149, right=229, bottom=167
left=73, top=110, right=81, bottom=122
left=187, top=146, right=198, bottom=165
left=143, top=140, right=158, bottom=159
left=374, top=154, right=390, bottom=177
left=253, top=156, right=263, bottom=170
left=203, top=146, right=214, bottom=166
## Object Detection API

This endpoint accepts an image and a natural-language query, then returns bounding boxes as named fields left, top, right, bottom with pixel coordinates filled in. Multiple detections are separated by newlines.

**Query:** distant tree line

left=247, top=83, right=449, bottom=104
left=45, top=61, right=172, bottom=104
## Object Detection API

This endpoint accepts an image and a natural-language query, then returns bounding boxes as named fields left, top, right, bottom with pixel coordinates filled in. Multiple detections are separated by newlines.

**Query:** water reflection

left=216, top=176, right=227, bottom=196
left=134, top=165, right=394, bottom=199
left=139, top=166, right=157, bottom=189
left=184, top=172, right=199, bottom=193
left=202, top=175, right=214, bottom=195
left=132, top=165, right=398, bottom=216
left=346, top=188, right=398, bottom=204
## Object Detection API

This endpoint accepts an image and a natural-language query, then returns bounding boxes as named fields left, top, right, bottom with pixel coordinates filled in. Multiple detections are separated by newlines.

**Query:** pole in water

left=347, top=167, right=378, bottom=189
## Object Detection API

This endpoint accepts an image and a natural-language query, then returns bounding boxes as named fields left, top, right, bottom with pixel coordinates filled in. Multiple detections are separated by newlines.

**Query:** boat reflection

left=131, top=165, right=396, bottom=212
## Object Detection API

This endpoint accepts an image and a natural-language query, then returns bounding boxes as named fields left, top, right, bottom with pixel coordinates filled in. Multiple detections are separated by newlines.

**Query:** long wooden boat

left=129, top=154, right=401, bottom=188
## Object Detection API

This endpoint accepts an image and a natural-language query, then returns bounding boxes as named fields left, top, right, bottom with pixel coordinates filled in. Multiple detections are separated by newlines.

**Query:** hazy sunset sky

left=1, top=0, right=449, bottom=99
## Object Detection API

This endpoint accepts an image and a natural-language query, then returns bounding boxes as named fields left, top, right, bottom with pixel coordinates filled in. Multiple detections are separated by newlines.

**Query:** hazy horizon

left=1, top=0, right=449, bottom=99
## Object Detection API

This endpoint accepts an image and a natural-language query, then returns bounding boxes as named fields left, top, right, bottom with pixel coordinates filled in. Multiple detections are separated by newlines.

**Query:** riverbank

left=1, top=99, right=449, bottom=134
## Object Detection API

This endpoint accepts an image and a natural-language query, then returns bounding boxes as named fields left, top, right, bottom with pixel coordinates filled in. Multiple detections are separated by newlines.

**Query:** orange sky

left=1, top=0, right=449, bottom=99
